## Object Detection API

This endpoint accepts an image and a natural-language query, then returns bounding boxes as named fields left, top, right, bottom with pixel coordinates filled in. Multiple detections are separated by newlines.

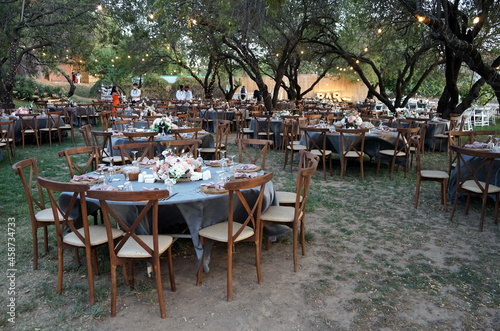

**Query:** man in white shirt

left=130, top=83, right=141, bottom=103
left=184, top=85, right=193, bottom=101
left=176, top=85, right=185, bottom=100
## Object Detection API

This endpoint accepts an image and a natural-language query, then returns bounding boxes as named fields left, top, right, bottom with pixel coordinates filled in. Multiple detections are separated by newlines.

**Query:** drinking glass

left=131, top=150, right=139, bottom=167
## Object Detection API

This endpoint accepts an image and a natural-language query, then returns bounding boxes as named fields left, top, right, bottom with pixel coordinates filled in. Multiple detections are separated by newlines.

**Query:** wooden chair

left=282, top=122, right=307, bottom=172
left=377, top=127, right=420, bottom=179
left=40, top=111, right=62, bottom=146
left=305, top=114, right=322, bottom=126
left=160, top=139, right=201, bottom=157
left=176, top=113, right=188, bottom=126
left=433, top=116, right=461, bottom=152
left=0, top=120, right=15, bottom=161
left=37, top=178, right=123, bottom=304
left=143, top=115, right=163, bottom=128
left=276, top=150, right=319, bottom=206
left=112, top=119, right=132, bottom=132
left=91, top=130, right=127, bottom=165
left=200, top=120, right=231, bottom=160
left=196, top=172, right=274, bottom=301
left=122, top=131, right=157, bottom=142
left=413, top=136, right=450, bottom=211
left=253, top=114, right=274, bottom=142
left=113, top=142, right=155, bottom=165
left=234, top=111, right=253, bottom=140
left=58, top=146, right=102, bottom=178
left=186, top=117, right=206, bottom=129
left=235, top=138, right=273, bottom=170
left=337, top=128, right=369, bottom=180
left=449, top=146, right=500, bottom=231
left=79, top=124, right=93, bottom=147
left=99, top=111, right=113, bottom=131
left=171, top=127, right=202, bottom=140
left=86, top=189, right=176, bottom=318
left=17, top=113, right=40, bottom=148
left=12, top=158, right=55, bottom=270
left=448, top=130, right=474, bottom=174
left=300, top=126, right=333, bottom=180
left=60, top=107, right=75, bottom=142
left=261, top=153, right=318, bottom=271
left=76, top=104, right=95, bottom=126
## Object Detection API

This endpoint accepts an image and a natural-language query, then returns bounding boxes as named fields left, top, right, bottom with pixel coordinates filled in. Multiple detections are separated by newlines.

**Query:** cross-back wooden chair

left=171, top=127, right=201, bottom=140
left=235, top=138, right=273, bottom=170
left=449, top=146, right=500, bottom=231
left=12, top=158, right=55, bottom=270
left=37, top=177, right=123, bottom=304
left=40, top=111, right=62, bottom=146
left=113, top=142, right=155, bottom=164
left=196, top=172, right=274, bottom=301
left=58, top=146, right=102, bottom=178
left=160, top=139, right=201, bottom=157
left=112, top=119, right=132, bottom=132
left=448, top=130, right=475, bottom=174
left=300, top=126, right=332, bottom=180
left=377, top=127, right=420, bottom=179
left=253, top=114, right=274, bottom=142
left=433, top=115, right=461, bottom=152
left=413, top=135, right=449, bottom=211
left=261, top=152, right=318, bottom=271
left=234, top=111, right=253, bottom=140
left=122, top=131, right=157, bottom=143
left=17, top=113, right=40, bottom=148
left=200, top=120, right=231, bottom=160
left=0, top=120, right=15, bottom=161
left=186, top=117, right=206, bottom=130
left=305, top=114, right=322, bottom=126
left=86, top=189, right=176, bottom=318
left=78, top=124, right=92, bottom=146
left=282, top=122, right=307, bottom=172
left=337, top=128, right=369, bottom=180
left=91, top=130, right=128, bottom=164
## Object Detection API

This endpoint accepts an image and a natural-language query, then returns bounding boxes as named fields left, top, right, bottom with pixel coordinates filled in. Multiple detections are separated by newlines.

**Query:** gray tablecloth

left=58, top=166, right=276, bottom=271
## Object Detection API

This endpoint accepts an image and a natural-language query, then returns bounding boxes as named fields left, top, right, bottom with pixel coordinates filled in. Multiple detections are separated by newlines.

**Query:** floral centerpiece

left=151, top=116, right=177, bottom=134
left=340, top=112, right=363, bottom=128
left=403, top=109, right=418, bottom=118
left=152, top=150, right=201, bottom=183
left=276, top=110, right=291, bottom=119
left=140, top=106, right=157, bottom=118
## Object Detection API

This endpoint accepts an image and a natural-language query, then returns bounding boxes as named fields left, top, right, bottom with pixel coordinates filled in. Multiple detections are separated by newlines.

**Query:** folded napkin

left=202, top=182, right=226, bottom=190
left=91, top=185, right=116, bottom=191
left=97, top=165, right=119, bottom=172
left=142, top=187, right=160, bottom=191
left=111, top=130, right=123, bottom=136
left=139, top=158, right=156, bottom=165
left=72, top=175, right=99, bottom=182
left=464, top=141, right=488, bottom=148
left=234, top=172, right=259, bottom=179
left=236, top=164, right=257, bottom=171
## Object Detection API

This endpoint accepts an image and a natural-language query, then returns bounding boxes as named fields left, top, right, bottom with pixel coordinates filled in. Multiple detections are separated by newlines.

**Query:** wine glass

left=131, top=150, right=139, bottom=167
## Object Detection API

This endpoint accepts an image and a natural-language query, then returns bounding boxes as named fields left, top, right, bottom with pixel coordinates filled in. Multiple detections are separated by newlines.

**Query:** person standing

left=253, top=89, right=262, bottom=102
left=176, top=85, right=185, bottom=100
left=130, top=83, right=141, bottom=103
left=183, top=85, right=193, bottom=101
left=76, top=72, right=81, bottom=84
left=111, top=86, right=120, bottom=116
left=240, top=86, right=246, bottom=100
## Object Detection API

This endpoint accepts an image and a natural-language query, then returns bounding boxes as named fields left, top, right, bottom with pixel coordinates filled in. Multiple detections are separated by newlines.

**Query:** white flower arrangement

left=151, top=116, right=178, bottom=133
left=152, top=151, right=201, bottom=183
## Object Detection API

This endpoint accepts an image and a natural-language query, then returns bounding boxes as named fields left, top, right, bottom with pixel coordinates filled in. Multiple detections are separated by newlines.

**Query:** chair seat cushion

left=35, top=208, right=61, bottom=222
left=199, top=221, right=254, bottom=242
left=64, top=225, right=123, bottom=247
left=0, top=142, right=6, bottom=148
left=276, top=191, right=302, bottom=205
left=345, top=151, right=362, bottom=158
left=242, top=128, right=254, bottom=133
left=200, top=147, right=216, bottom=153
left=102, top=156, right=128, bottom=163
left=311, top=149, right=332, bottom=156
left=287, top=144, right=307, bottom=151
left=420, top=170, right=449, bottom=179
left=261, top=206, right=301, bottom=223
left=462, top=180, right=500, bottom=194
left=117, top=235, right=173, bottom=258
left=379, top=149, right=405, bottom=157
left=433, top=134, right=448, bottom=139
left=257, top=132, right=274, bottom=136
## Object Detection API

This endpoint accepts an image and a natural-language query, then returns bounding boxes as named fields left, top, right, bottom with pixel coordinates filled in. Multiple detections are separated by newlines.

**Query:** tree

left=0, top=0, right=98, bottom=108
left=399, top=0, right=500, bottom=117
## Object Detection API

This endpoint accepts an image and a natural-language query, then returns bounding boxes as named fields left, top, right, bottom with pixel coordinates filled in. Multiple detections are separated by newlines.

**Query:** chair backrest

left=113, top=142, right=155, bottom=163
left=235, top=138, right=273, bottom=170
left=58, top=146, right=102, bottom=178
left=17, top=113, right=39, bottom=132
left=337, top=128, right=369, bottom=159
left=46, top=111, right=62, bottom=129
left=160, top=139, right=201, bottom=157
left=253, top=114, right=273, bottom=138
left=12, top=158, right=46, bottom=226
left=112, top=119, right=132, bottom=131
left=305, top=114, right=322, bottom=126
left=171, top=127, right=201, bottom=140
left=215, top=120, right=231, bottom=156
left=36, top=177, right=91, bottom=247
left=394, top=127, right=420, bottom=156
left=79, top=124, right=93, bottom=146
left=224, top=172, right=274, bottom=242
left=301, top=127, right=329, bottom=154
left=91, top=130, right=114, bottom=160
left=122, top=131, right=157, bottom=142
left=86, top=189, right=170, bottom=260
left=0, top=120, right=14, bottom=144
left=186, top=117, right=206, bottom=129
left=292, top=153, right=319, bottom=216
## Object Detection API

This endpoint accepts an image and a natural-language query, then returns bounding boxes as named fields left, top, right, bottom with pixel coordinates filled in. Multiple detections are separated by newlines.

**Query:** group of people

left=175, top=85, right=193, bottom=101
left=110, top=83, right=142, bottom=115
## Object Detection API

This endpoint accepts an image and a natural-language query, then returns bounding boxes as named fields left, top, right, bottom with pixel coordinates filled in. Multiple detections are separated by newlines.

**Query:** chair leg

left=227, top=240, right=233, bottom=301
left=293, top=219, right=299, bottom=272
left=110, top=264, right=118, bottom=317
left=255, top=239, right=262, bottom=285
left=414, top=178, right=421, bottom=208
left=196, top=238, right=204, bottom=286
left=300, top=218, right=306, bottom=257
left=441, top=180, right=448, bottom=212
left=33, top=227, right=39, bottom=270
left=57, top=245, right=64, bottom=294
left=84, top=246, right=95, bottom=304
left=154, top=257, right=166, bottom=318
left=167, top=247, right=176, bottom=292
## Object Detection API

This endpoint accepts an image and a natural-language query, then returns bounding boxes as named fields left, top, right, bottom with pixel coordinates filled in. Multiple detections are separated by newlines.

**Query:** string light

left=473, top=16, right=480, bottom=24
left=416, top=15, right=425, bottom=23
left=97, top=4, right=103, bottom=11
left=364, top=47, right=368, bottom=52
left=149, top=13, right=154, bottom=20
left=377, top=28, right=382, bottom=34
